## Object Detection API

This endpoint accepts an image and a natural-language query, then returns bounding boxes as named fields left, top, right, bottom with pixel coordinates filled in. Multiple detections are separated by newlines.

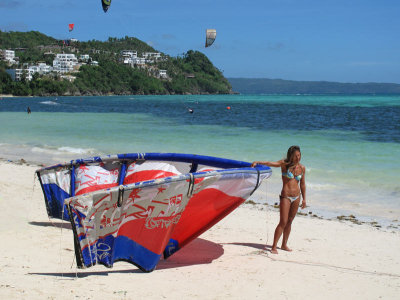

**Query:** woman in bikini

left=251, top=145, right=306, bottom=254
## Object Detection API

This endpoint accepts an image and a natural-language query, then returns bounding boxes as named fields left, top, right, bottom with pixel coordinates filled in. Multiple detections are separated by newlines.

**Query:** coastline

left=0, top=159, right=399, bottom=299
left=0, top=91, right=237, bottom=97
left=1, top=154, right=399, bottom=233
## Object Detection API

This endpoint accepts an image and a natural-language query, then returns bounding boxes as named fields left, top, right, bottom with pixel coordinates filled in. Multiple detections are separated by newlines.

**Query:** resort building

left=159, top=69, right=167, bottom=78
left=134, top=57, right=146, bottom=66
left=52, top=53, right=78, bottom=73
left=34, top=63, right=53, bottom=74
left=143, top=52, right=161, bottom=62
left=6, top=69, right=34, bottom=81
left=79, top=54, right=90, bottom=62
left=121, top=50, right=137, bottom=57
left=1, top=49, right=17, bottom=64
left=120, top=50, right=138, bottom=64
left=119, top=50, right=165, bottom=66
left=6, top=62, right=53, bottom=81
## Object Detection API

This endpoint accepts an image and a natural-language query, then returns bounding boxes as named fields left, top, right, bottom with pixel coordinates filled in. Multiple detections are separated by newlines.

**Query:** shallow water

left=1, top=94, right=399, bottom=226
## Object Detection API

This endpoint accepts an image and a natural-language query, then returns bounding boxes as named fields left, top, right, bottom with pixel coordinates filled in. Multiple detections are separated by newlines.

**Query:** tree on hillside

left=0, top=31, right=232, bottom=96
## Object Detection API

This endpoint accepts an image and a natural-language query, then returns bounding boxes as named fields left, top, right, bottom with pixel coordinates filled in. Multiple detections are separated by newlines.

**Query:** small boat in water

left=36, top=153, right=271, bottom=272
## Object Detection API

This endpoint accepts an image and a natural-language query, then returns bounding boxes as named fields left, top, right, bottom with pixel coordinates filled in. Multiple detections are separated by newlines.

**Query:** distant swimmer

left=188, top=108, right=194, bottom=114
left=27, top=106, right=31, bottom=114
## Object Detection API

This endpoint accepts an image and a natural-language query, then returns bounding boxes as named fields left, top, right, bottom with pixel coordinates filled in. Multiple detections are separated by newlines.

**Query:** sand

left=0, top=160, right=399, bottom=299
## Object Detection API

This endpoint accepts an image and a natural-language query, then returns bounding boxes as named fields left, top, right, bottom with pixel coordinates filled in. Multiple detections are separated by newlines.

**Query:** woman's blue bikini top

left=282, top=168, right=302, bottom=181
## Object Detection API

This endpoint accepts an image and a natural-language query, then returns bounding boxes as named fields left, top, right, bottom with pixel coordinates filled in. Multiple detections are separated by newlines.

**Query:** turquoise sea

left=0, top=94, right=399, bottom=227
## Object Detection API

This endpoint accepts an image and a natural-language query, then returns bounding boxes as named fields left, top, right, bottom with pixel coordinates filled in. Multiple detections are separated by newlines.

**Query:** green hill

left=228, top=78, right=400, bottom=95
left=0, top=31, right=232, bottom=96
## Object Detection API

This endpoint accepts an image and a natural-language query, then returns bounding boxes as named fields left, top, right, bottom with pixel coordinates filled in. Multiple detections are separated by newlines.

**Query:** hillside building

left=120, top=50, right=138, bottom=64
left=6, top=62, right=53, bottom=81
left=1, top=49, right=17, bottom=65
left=143, top=52, right=161, bottom=63
left=6, top=69, right=34, bottom=81
left=53, top=53, right=78, bottom=73
left=79, top=54, right=90, bottom=62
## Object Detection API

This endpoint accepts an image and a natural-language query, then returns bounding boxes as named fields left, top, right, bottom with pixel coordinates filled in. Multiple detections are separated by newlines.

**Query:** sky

left=1, top=0, right=400, bottom=83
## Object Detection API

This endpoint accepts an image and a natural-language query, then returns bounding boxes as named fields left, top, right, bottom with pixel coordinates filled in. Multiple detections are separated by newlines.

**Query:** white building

left=121, top=50, right=137, bottom=58
left=134, top=57, right=146, bottom=66
left=79, top=54, right=90, bottom=62
left=1, top=49, right=17, bottom=64
left=53, top=53, right=78, bottom=73
left=6, top=69, right=34, bottom=81
left=37, top=62, right=53, bottom=74
left=27, top=63, right=53, bottom=75
left=159, top=69, right=167, bottom=78
left=143, top=52, right=161, bottom=59
left=143, top=52, right=161, bottom=63
left=120, top=50, right=138, bottom=64
left=28, top=65, right=40, bottom=73
left=6, top=62, right=53, bottom=81
left=90, top=60, right=99, bottom=66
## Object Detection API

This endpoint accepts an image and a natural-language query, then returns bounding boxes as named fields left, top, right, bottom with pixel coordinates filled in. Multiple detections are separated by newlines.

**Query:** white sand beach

left=0, top=160, right=399, bottom=299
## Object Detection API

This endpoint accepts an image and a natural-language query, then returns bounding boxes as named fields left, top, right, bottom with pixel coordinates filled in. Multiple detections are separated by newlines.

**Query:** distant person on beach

left=27, top=106, right=31, bottom=114
left=251, top=145, right=306, bottom=254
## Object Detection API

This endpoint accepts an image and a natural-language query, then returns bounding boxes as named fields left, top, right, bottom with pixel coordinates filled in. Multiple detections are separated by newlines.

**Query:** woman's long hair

left=284, top=145, right=301, bottom=170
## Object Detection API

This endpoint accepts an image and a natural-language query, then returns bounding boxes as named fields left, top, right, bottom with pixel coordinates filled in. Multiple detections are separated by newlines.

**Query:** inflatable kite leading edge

left=36, top=153, right=271, bottom=272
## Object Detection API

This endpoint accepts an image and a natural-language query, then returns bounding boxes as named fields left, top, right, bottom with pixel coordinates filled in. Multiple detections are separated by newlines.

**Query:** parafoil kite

left=36, top=153, right=271, bottom=272
left=205, top=29, right=216, bottom=47
left=101, top=0, right=112, bottom=13
left=68, top=24, right=74, bottom=32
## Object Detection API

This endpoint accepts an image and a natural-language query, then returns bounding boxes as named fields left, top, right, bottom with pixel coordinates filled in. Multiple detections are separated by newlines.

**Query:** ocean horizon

left=1, top=94, right=399, bottom=228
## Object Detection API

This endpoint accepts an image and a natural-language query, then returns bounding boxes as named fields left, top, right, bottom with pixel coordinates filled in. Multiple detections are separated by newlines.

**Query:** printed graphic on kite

left=36, top=153, right=271, bottom=272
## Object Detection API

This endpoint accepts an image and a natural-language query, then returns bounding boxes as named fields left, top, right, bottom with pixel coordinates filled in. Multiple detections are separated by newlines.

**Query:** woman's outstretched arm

left=251, top=159, right=283, bottom=168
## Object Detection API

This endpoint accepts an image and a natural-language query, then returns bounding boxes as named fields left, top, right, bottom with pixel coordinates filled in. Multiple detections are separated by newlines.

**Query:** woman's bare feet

left=281, top=245, right=292, bottom=252
left=271, top=248, right=278, bottom=254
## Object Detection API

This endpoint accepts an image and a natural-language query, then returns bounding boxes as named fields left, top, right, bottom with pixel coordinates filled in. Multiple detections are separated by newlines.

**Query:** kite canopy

left=36, top=153, right=271, bottom=272
left=205, top=29, right=216, bottom=47
left=68, top=23, right=74, bottom=32
left=101, top=0, right=112, bottom=12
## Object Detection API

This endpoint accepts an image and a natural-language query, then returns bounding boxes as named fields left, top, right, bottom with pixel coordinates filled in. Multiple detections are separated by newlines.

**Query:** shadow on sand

left=29, top=221, right=72, bottom=230
left=29, top=238, right=224, bottom=277
left=223, top=242, right=271, bottom=251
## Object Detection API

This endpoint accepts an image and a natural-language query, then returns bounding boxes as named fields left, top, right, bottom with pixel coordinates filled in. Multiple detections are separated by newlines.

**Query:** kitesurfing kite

left=101, top=0, right=112, bottom=12
left=36, top=153, right=271, bottom=272
left=68, top=24, right=74, bottom=32
left=205, top=29, right=216, bottom=47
